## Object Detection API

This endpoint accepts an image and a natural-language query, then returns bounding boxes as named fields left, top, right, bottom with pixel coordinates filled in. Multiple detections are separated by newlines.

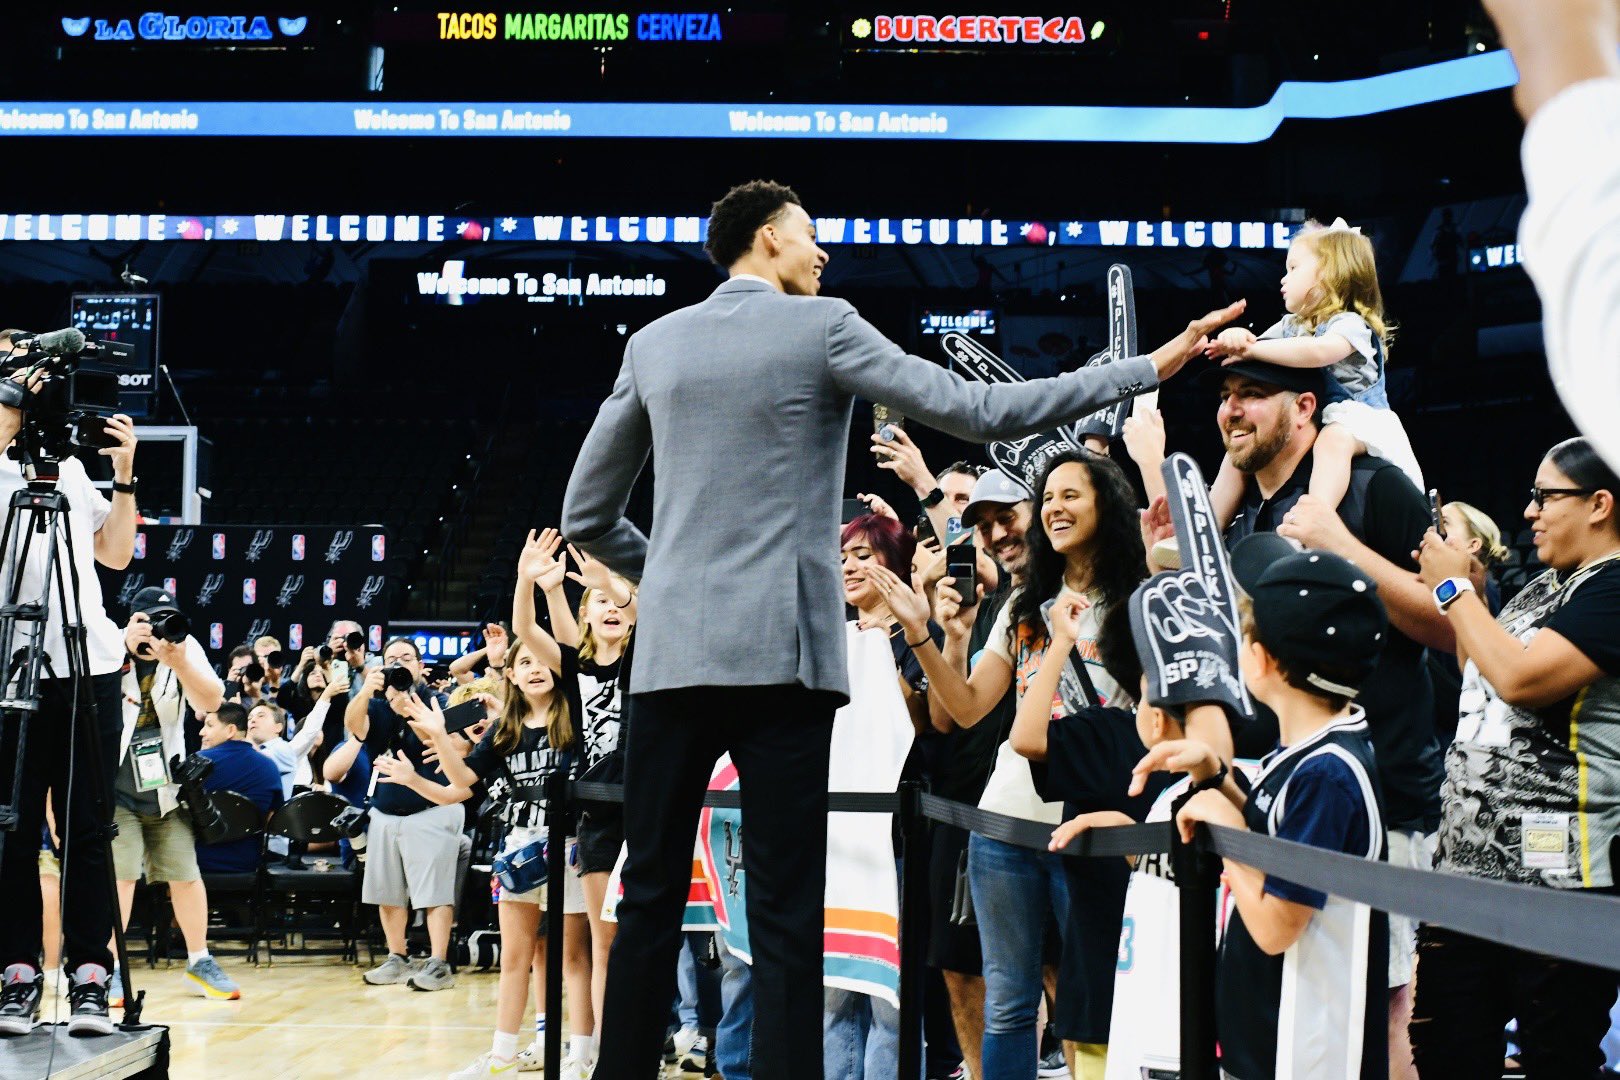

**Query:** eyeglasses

left=1530, top=486, right=1596, bottom=509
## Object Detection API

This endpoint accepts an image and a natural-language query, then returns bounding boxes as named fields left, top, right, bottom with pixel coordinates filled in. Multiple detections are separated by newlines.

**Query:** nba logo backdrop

left=102, top=526, right=397, bottom=653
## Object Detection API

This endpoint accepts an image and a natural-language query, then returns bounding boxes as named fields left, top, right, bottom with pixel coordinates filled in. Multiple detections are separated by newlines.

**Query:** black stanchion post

left=896, top=780, right=928, bottom=1080
left=1174, top=817, right=1219, bottom=1080
left=543, top=772, right=569, bottom=1079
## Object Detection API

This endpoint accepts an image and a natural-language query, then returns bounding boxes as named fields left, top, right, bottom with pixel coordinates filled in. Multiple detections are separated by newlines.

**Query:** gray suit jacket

left=561, top=278, right=1157, bottom=700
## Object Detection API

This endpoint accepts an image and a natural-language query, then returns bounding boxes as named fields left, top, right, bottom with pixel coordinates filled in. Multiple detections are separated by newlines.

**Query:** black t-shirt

left=1227, top=449, right=1443, bottom=831
left=930, top=582, right=1017, bottom=804
left=578, top=653, right=624, bottom=771
left=465, top=722, right=575, bottom=830
left=1033, top=705, right=1171, bottom=1044
left=361, top=683, right=451, bottom=817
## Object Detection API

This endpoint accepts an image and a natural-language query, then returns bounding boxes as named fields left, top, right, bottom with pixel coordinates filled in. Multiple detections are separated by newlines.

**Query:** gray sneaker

left=408, top=957, right=456, bottom=992
left=364, top=953, right=418, bottom=986
left=185, top=956, right=241, bottom=1000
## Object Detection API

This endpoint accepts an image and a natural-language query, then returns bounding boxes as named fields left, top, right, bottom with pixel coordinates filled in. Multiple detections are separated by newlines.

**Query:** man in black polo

left=1214, top=359, right=1451, bottom=1072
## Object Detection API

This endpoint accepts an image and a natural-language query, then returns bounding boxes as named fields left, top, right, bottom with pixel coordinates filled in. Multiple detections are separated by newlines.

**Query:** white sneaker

left=672, top=1026, right=700, bottom=1061
left=515, top=1040, right=544, bottom=1073
left=558, top=1055, right=591, bottom=1080
left=448, top=1051, right=519, bottom=1079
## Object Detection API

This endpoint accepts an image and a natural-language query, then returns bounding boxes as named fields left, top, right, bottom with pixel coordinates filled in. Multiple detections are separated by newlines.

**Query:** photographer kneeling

left=0, top=345, right=141, bottom=1038
left=110, top=588, right=237, bottom=1003
left=343, top=638, right=456, bottom=992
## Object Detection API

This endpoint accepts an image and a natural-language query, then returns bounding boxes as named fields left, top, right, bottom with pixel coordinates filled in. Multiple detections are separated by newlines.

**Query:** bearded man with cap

left=1160, top=536, right=1391, bottom=1080
left=107, top=587, right=236, bottom=1004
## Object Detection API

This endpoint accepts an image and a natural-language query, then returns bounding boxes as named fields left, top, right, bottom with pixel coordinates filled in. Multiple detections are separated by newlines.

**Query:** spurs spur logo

left=246, top=529, right=275, bottom=563
left=325, top=530, right=354, bottom=564
left=117, top=574, right=146, bottom=607
left=166, top=529, right=195, bottom=562
left=196, top=573, right=226, bottom=607
left=246, top=618, right=272, bottom=641
left=276, top=574, right=305, bottom=607
left=355, top=575, right=386, bottom=610
left=721, top=819, right=744, bottom=897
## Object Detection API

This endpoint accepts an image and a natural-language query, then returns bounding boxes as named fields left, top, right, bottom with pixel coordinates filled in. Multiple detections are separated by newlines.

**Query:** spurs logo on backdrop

left=356, top=575, right=385, bottom=610
left=722, top=820, right=744, bottom=897
left=246, top=529, right=275, bottom=563
left=246, top=618, right=272, bottom=641
left=117, top=574, right=146, bottom=607
left=196, top=573, right=225, bottom=607
left=276, top=574, right=305, bottom=607
left=325, top=530, right=354, bottom=563
left=166, top=529, right=195, bottom=562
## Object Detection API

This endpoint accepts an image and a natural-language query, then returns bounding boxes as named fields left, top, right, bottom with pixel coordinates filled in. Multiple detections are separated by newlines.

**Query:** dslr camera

left=133, top=599, right=191, bottom=659
left=170, top=753, right=230, bottom=844
left=380, top=664, right=414, bottom=694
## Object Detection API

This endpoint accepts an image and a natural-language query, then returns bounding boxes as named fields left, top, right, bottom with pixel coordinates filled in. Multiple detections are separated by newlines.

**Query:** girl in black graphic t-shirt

left=396, top=585, right=587, bottom=1076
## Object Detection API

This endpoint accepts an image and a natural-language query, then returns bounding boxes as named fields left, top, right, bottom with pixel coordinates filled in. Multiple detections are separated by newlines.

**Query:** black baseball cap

left=130, top=586, right=180, bottom=616
left=1207, top=359, right=1328, bottom=399
left=1229, top=533, right=1387, bottom=699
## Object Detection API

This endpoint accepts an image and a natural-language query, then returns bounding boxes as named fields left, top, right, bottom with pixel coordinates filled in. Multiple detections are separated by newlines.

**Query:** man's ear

left=1296, top=391, right=1318, bottom=426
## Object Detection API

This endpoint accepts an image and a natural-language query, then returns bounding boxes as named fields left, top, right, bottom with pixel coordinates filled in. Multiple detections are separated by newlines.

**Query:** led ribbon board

left=0, top=51, right=1523, bottom=142
left=0, top=213, right=1307, bottom=247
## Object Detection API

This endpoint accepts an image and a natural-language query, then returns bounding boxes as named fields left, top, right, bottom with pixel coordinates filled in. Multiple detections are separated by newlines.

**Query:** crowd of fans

left=39, top=213, right=1613, bottom=1080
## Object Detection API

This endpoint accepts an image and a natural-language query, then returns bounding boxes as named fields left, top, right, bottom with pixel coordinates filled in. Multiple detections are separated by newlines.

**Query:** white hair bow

left=1319, top=216, right=1362, bottom=235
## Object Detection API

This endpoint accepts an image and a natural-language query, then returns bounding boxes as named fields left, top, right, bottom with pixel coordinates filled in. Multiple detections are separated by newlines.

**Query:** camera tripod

left=0, top=439, right=146, bottom=1029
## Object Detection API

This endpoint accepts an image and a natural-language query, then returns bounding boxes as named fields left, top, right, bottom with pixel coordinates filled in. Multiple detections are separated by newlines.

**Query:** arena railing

left=535, top=776, right=1620, bottom=1080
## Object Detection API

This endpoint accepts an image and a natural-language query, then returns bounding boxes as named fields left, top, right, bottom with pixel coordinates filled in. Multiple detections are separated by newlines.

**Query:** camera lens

left=152, top=610, right=190, bottom=643
left=345, top=630, right=366, bottom=652
left=318, top=644, right=334, bottom=662
left=382, top=664, right=414, bottom=693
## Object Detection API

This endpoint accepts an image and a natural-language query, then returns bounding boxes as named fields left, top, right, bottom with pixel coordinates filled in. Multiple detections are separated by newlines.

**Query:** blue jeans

left=678, top=935, right=698, bottom=1030
left=717, top=936, right=755, bottom=1080
left=968, top=832, right=1071, bottom=1080
left=824, top=988, right=904, bottom=1080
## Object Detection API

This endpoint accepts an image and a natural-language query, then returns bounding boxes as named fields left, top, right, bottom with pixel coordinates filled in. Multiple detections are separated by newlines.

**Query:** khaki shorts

left=112, top=805, right=201, bottom=883
left=1387, top=827, right=1437, bottom=988
left=362, top=803, right=464, bottom=911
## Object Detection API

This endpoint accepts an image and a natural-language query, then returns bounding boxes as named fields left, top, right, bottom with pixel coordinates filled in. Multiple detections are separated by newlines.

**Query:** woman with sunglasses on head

left=1415, top=436, right=1620, bottom=1079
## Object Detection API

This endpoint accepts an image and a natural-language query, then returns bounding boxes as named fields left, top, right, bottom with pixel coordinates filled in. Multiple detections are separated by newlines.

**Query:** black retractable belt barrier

left=543, top=772, right=569, bottom=1080
left=1202, top=824, right=1620, bottom=971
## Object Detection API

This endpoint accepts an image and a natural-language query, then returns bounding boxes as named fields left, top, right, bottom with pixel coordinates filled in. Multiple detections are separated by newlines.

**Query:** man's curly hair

left=703, top=180, right=802, bottom=268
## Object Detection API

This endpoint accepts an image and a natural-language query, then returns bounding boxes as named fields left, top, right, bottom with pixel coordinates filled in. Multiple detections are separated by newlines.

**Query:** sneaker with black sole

left=1036, top=1044, right=1069, bottom=1078
left=0, top=965, right=43, bottom=1036
left=408, top=957, right=456, bottom=991
left=66, top=964, right=115, bottom=1037
left=680, top=1033, right=710, bottom=1075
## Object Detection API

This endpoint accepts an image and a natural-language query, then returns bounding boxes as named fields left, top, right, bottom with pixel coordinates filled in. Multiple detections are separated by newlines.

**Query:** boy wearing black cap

left=1162, top=534, right=1390, bottom=1079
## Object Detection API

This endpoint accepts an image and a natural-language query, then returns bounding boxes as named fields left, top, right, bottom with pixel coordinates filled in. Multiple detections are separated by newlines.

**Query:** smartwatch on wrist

left=919, top=487, right=945, bottom=509
left=1433, top=576, right=1476, bottom=613
left=112, top=477, right=137, bottom=495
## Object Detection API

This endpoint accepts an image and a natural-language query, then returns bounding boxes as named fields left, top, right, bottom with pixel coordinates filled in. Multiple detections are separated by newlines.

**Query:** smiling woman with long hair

left=882, top=448, right=1146, bottom=1079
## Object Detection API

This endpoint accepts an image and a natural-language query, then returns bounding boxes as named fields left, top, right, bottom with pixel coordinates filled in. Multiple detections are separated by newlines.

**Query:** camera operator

left=343, top=638, right=457, bottom=991
left=0, top=354, right=140, bottom=1037
left=221, top=646, right=266, bottom=708
left=329, top=620, right=380, bottom=702
left=109, top=588, right=239, bottom=1003
left=251, top=635, right=297, bottom=713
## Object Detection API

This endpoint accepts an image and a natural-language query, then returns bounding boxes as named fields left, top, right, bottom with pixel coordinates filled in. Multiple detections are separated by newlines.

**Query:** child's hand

left=1207, top=326, right=1257, bottom=362
left=1049, top=811, right=1132, bottom=852
left=1130, top=738, right=1221, bottom=796
left=1174, top=788, right=1246, bottom=844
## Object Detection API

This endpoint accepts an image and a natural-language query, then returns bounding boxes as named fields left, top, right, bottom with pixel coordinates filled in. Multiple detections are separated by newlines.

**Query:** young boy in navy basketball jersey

left=1164, top=534, right=1390, bottom=1079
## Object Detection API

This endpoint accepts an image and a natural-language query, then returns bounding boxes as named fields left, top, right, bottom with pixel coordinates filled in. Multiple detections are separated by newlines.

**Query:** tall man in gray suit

left=563, top=180, right=1243, bottom=1079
